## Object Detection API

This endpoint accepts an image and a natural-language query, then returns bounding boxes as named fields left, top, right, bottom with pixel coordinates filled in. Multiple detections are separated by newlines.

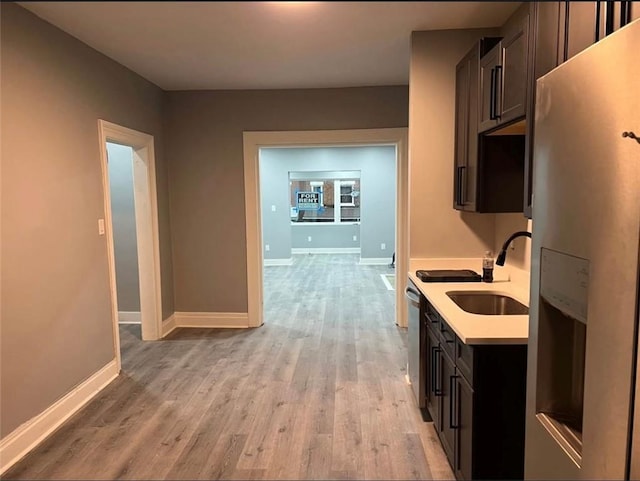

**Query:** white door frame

left=98, top=120, right=163, bottom=368
left=243, top=128, right=409, bottom=328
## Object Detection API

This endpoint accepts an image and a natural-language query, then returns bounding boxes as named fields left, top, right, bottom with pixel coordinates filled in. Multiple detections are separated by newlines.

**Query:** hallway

left=4, top=255, right=452, bottom=480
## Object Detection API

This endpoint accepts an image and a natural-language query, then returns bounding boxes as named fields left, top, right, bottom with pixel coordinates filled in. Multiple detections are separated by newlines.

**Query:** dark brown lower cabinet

left=426, top=326, right=440, bottom=431
left=439, top=349, right=456, bottom=464
left=455, top=372, right=474, bottom=481
left=424, top=305, right=527, bottom=480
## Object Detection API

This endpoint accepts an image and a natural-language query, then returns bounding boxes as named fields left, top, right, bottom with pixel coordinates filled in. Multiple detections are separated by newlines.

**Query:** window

left=290, top=172, right=360, bottom=223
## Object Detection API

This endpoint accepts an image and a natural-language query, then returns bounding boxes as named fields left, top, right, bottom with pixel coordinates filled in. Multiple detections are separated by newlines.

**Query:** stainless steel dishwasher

left=406, top=278, right=426, bottom=410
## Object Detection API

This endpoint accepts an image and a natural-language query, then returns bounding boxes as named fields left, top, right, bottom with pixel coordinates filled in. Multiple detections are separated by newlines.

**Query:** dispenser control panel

left=540, top=248, right=590, bottom=324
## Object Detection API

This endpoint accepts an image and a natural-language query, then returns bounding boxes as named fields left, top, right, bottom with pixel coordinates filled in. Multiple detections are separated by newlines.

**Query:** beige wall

left=495, top=215, right=532, bottom=272
left=408, top=29, right=502, bottom=260
left=0, top=3, right=174, bottom=437
left=165, top=87, right=408, bottom=313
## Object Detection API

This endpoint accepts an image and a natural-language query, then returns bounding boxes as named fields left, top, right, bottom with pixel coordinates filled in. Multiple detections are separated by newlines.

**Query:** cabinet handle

left=494, top=65, right=502, bottom=119
left=434, top=348, right=443, bottom=396
left=621, top=1, right=631, bottom=27
left=596, top=1, right=603, bottom=40
left=430, top=346, right=437, bottom=393
left=449, top=375, right=459, bottom=429
left=489, top=67, right=496, bottom=120
left=456, top=166, right=462, bottom=206
left=459, top=166, right=466, bottom=205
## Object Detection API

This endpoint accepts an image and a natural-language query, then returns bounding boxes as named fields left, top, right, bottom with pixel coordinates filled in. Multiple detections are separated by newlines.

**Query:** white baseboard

left=118, top=311, right=141, bottom=323
left=161, top=314, right=177, bottom=337
left=292, top=247, right=360, bottom=254
left=263, top=258, right=293, bottom=266
left=360, top=257, right=393, bottom=265
left=172, top=312, right=250, bottom=329
left=380, top=273, right=395, bottom=291
left=0, top=359, right=118, bottom=475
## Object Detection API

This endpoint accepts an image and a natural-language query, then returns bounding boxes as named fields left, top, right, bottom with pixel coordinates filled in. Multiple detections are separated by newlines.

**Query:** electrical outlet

left=271, top=205, right=276, bottom=212
left=265, top=244, right=270, bottom=251
left=98, top=218, right=105, bottom=236
left=381, top=243, right=386, bottom=250
left=510, top=242, right=516, bottom=251
left=353, top=235, right=357, bottom=241
left=308, top=236, right=312, bottom=242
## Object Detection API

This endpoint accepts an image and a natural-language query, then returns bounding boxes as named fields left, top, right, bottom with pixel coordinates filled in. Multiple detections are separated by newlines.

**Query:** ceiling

left=19, top=1, right=521, bottom=91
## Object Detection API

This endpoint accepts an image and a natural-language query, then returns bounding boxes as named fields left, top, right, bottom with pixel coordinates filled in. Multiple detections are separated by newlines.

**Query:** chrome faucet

left=496, top=231, right=532, bottom=266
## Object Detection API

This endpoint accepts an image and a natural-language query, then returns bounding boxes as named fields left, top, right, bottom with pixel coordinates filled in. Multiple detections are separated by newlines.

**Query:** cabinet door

left=455, top=373, right=474, bottom=481
left=439, top=350, right=456, bottom=467
left=453, top=54, right=469, bottom=210
left=500, top=13, right=529, bottom=123
left=478, top=44, right=501, bottom=133
left=565, top=1, right=599, bottom=61
left=524, top=1, right=563, bottom=218
left=454, top=45, right=479, bottom=212
left=464, top=47, right=479, bottom=212
left=426, top=327, right=441, bottom=428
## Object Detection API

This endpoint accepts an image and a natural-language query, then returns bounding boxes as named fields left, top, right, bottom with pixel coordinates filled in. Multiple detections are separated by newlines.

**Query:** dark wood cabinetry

left=478, top=45, right=500, bottom=133
left=423, top=300, right=527, bottom=480
left=500, top=13, right=530, bottom=124
left=478, top=7, right=530, bottom=133
left=454, top=46, right=478, bottom=211
left=454, top=37, right=524, bottom=213
left=523, top=0, right=637, bottom=217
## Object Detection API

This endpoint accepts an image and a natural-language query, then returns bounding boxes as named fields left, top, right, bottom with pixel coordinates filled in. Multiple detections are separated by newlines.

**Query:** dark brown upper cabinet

left=454, top=37, right=525, bottom=214
left=523, top=1, right=636, bottom=218
left=499, top=11, right=530, bottom=125
left=478, top=45, right=500, bottom=133
left=561, top=1, right=638, bottom=64
left=478, top=6, right=530, bottom=134
left=453, top=38, right=501, bottom=212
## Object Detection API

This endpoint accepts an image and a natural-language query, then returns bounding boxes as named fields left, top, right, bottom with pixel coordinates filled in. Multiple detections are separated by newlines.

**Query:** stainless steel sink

left=447, top=291, right=529, bottom=315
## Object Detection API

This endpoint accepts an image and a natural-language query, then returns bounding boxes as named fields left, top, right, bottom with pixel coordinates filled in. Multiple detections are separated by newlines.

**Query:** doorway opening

left=98, top=120, right=162, bottom=371
left=106, top=141, right=142, bottom=345
left=243, top=128, right=409, bottom=329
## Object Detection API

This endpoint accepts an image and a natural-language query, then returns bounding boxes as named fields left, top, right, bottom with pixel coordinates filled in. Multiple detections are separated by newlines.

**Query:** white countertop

left=408, top=258, right=530, bottom=345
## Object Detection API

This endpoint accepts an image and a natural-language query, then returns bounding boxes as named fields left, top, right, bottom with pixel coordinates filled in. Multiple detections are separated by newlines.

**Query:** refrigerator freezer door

left=525, top=19, right=640, bottom=480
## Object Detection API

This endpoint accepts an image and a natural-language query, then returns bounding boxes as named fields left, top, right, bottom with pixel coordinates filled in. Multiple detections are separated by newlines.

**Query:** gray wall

left=259, top=147, right=395, bottom=260
left=107, top=142, right=141, bottom=312
left=165, top=87, right=408, bottom=313
left=1, top=3, right=174, bottom=437
left=291, top=224, right=361, bottom=250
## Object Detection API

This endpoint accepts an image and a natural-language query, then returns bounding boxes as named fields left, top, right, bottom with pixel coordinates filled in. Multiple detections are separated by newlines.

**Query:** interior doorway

left=243, top=128, right=409, bottom=329
left=106, top=142, right=141, bottom=330
left=98, top=120, right=162, bottom=371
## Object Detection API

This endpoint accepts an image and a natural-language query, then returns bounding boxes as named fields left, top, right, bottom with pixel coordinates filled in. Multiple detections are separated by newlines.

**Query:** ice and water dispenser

left=535, top=248, right=590, bottom=464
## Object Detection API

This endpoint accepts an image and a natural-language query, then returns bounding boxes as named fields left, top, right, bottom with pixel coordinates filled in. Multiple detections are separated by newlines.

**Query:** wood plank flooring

left=3, top=254, right=453, bottom=480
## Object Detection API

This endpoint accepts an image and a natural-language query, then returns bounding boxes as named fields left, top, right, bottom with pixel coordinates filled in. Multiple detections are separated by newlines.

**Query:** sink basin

left=447, top=291, right=529, bottom=315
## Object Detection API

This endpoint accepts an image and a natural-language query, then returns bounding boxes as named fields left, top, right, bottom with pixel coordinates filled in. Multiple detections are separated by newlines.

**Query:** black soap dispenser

left=482, top=251, right=494, bottom=283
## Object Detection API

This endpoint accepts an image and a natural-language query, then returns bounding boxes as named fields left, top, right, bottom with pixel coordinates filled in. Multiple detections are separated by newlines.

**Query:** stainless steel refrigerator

left=524, top=19, right=640, bottom=479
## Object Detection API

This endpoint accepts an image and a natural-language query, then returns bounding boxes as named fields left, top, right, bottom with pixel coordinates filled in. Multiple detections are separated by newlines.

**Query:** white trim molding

left=98, top=120, right=163, bottom=375
left=118, top=311, right=141, bottom=323
left=263, top=258, right=294, bottom=266
left=161, top=314, right=177, bottom=338
left=292, top=247, right=360, bottom=255
left=0, top=360, right=118, bottom=475
left=380, top=273, right=395, bottom=291
left=243, top=128, right=409, bottom=328
left=172, top=312, right=250, bottom=329
left=360, top=257, right=393, bottom=265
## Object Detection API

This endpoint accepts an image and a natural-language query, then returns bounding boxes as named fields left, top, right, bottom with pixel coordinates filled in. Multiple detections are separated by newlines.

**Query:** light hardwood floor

left=4, top=254, right=453, bottom=480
